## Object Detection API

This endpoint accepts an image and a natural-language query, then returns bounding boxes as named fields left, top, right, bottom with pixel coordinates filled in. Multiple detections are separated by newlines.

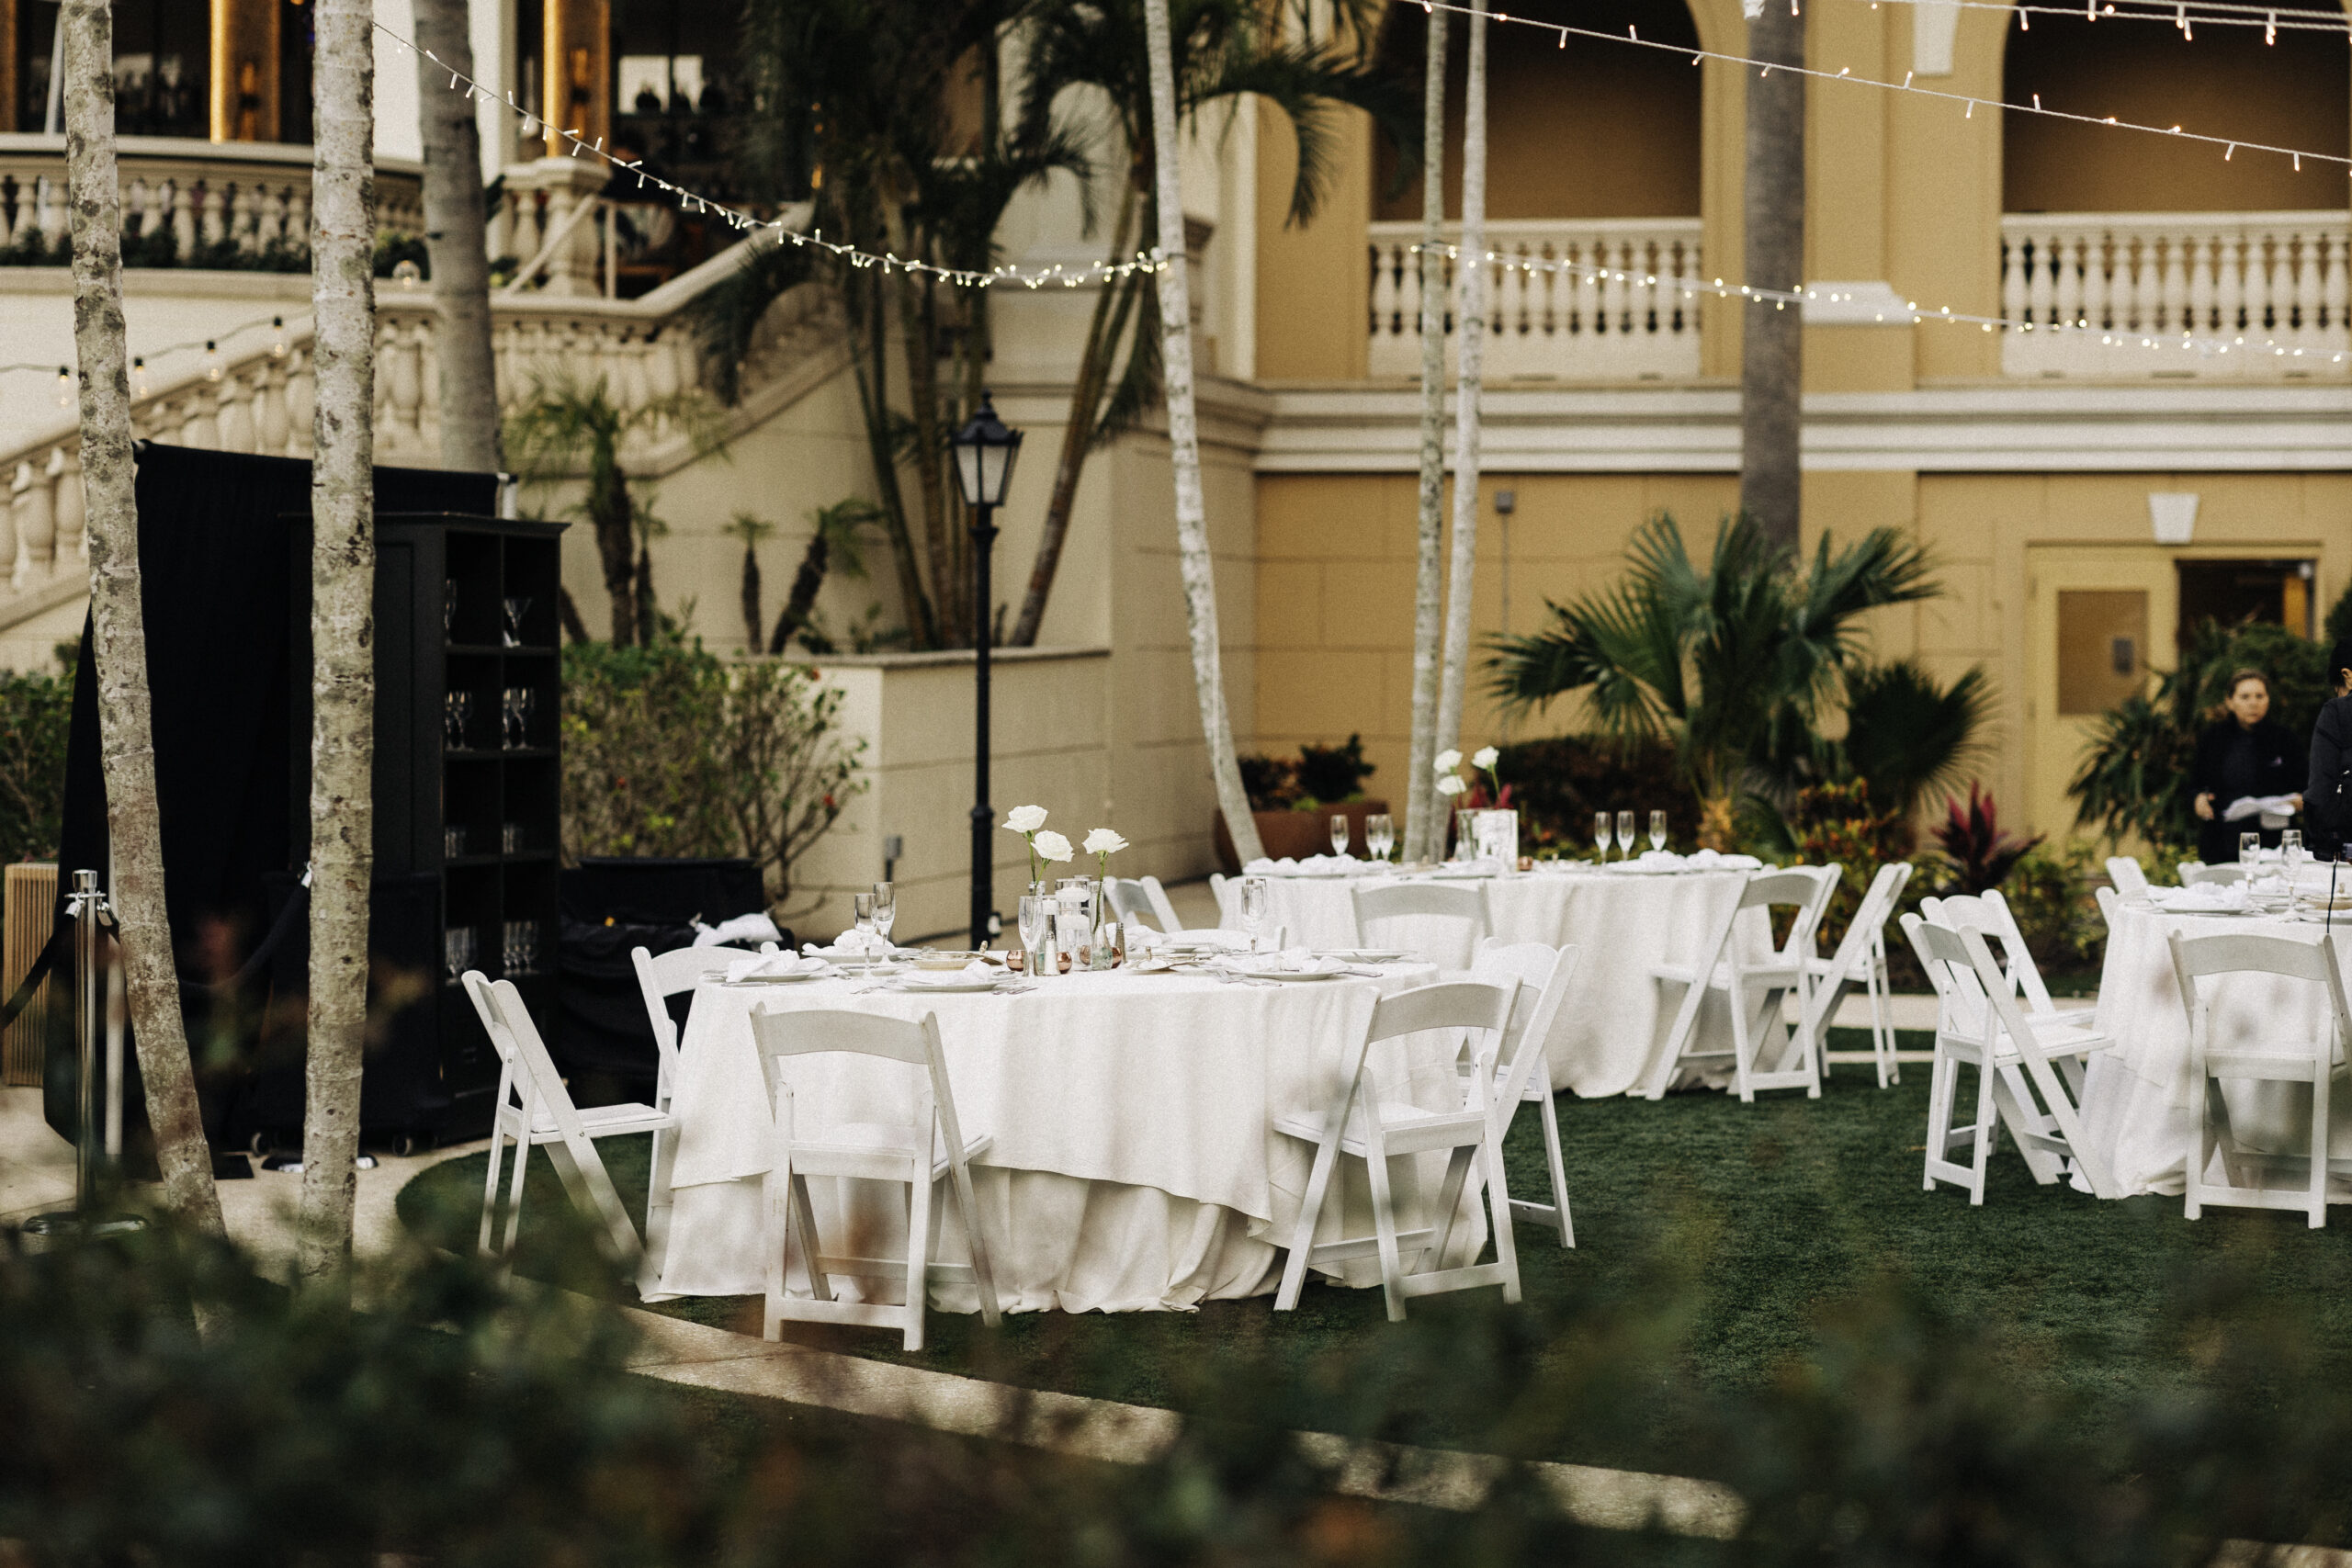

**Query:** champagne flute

left=852, top=892, right=876, bottom=952
left=1649, top=809, right=1668, bottom=852
left=1239, top=874, right=1270, bottom=952
left=2239, top=831, right=2261, bottom=867
left=1365, top=813, right=1394, bottom=863
left=1593, top=810, right=1611, bottom=863
left=1615, top=810, right=1636, bottom=860
left=2284, top=829, right=2305, bottom=880
left=1017, top=895, right=1050, bottom=972
left=1329, top=813, right=1351, bottom=858
left=871, top=881, right=896, bottom=948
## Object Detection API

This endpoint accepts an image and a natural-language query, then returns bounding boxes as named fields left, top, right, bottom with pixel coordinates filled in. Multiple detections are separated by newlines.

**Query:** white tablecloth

left=2079, top=902, right=2352, bottom=1199
left=650, top=962, right=1476, bottom=1312
left=1233, top=869, right=1758, bottom=1097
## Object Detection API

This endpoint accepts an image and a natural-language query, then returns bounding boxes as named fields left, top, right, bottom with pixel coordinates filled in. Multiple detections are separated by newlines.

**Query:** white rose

left=1034, top=829, right=1075, bottom=862
left=1083, top=828, right=1129, bottom=856
left=1435, top=774, right=1466, bottom=796
left=1433, top=749, right=1463, bottom=773
left=1004, top=805, right=1048, bottom=834
left=1472, top=745, right=1499, bottom=770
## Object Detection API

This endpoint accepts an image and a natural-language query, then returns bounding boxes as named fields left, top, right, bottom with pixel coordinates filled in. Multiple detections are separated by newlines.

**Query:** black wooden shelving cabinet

left=290, top=513, right=567, bottom=1142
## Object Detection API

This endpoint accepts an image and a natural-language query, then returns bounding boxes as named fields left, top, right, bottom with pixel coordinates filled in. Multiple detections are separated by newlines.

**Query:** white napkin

left=901, top=959, right=997, bottom=989
left=1223, top=947, right=1341, bottom=976
left=804, top=931, right=893, bottom=959
left=2222, top=794, right=2299, bottom=825
left=2152, top=885, right=2248, bottom=914
left=1144, top=928, right=1250, bottom=952
left=724, top=953, right=828, bottom=983
left=693, top=910, right=784, bottom=948
left=1685, top=849, right=1764, bottom=871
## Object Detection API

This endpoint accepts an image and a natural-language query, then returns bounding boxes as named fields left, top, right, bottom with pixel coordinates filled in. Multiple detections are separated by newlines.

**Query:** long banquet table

left=1233, top=866, right=1763, bottom=1097
left=2078, top=899, right=2352, bottom=1200
left=648, top=960, right=1483, bottom=1314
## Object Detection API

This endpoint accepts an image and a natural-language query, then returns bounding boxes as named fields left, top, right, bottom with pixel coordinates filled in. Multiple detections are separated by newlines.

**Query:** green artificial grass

left=397, top=1027, right=2352, bottom=1476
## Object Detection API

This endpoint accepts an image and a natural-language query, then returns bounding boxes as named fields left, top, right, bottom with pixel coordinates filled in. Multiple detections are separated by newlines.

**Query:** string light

left=202, top=341, right=222, bottom=382
left=54, top=367, right=72, bottom=409
left=131, top=356, right=148, bottom=398
left=1853, top=0, right=2347, bottom=38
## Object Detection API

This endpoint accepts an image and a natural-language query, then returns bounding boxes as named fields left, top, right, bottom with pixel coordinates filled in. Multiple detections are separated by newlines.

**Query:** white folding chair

left=1901, top=915, right=2119, bottom=1204
left=1351, top=880, right=1490, bottom=972
left=629, top=944, right=734, bottom=1288
left=743, top=1005, right=1001, bottom=1351
left=1805, top=863, right=1915, bottom=1089
left=2180, top=863, right=2251, bottom=887
left=462, top=973, right=673, bottom=1290
left=2105, top=857, right=2150, bottom=899
left=1138, top=875, right=1184, bottom=934
left=1208, top=872, right=1231, bottom=919
left=1470, top=939, right=1582, bottom=1247
left=1644, top=865, right=1841, bottom=1101
left=1924, top=891, right=2095, bottom=1029
left=2095, top=885, right=2121, bottom=933
left=2168, top=928, right=2352, bottom=1229
left=1273, top=979, right=1524, bottom=1320
left=1103, top=877, right=1163, bottom=932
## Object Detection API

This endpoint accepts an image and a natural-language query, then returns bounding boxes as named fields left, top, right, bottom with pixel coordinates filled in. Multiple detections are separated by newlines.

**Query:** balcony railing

left=2000, top=211, right=2350, bottom=378
left=1367, top=219, right=1704, bottom=382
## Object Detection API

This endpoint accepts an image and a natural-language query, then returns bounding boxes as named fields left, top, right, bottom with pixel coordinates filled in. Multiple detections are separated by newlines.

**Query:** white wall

left=372, top=0, right=514, bottom=181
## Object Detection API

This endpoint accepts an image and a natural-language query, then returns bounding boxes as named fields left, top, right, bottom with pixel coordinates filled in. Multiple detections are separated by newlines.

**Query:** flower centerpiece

left=1003, top=805, right=1075, bottom=890
left=1435, top=745, right=1518, bottom=862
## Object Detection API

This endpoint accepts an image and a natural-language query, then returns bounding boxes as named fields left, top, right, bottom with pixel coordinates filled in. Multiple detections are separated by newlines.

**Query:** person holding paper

left=2305, top=643, right=2352, bottom=861
left=2190, top=668, right=2303, bottom=866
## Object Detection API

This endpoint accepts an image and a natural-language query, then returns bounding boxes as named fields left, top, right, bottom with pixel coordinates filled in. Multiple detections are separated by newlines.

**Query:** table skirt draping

left=650, top=964, right=1489, bottom=1310
left=1236, top=870, right=1759, bottom=1097
left=2079, top=904, right=2352, bottom=1200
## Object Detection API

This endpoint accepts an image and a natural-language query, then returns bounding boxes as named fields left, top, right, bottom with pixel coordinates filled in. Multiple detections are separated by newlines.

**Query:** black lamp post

left=949, top=392, right=1023, bottom=949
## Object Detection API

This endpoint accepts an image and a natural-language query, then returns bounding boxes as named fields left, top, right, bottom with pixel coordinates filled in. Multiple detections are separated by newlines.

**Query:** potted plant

left=1214, top=735, right=1390, bottom=872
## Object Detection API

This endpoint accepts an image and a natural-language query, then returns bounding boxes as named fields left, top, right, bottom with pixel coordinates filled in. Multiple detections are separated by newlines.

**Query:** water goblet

left=1649, top=809, right=1668, bottom=852
left=852, top=892, right=876, bottom=949
left=1329, top=813, right=1351, bottom=858
left=1239, top=874, right=1270, bottom=952
left=498, top=687, right=520, bottom=750
left=1365, top=812, right=1394, bottom=863
left=503, top=595, right=532, bottom=649
left=871, top=882, right=896, bottom=946
left=1593, top=810, right=1611, bottom=863
left=1615, top=809, right=1636, bottom=861
left=2240, top=831, right=2262, bottom=866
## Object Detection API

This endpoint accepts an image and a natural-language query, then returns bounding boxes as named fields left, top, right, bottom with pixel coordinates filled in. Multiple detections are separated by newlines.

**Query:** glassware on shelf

left=1649, top=809, right=1668, bottom=852
left=501, top=686, right=537, bottom=750
left=1592, top=810, right=1611, bottom=863
left=444, top=690, right=471, bottom=750
left=502, top=821, right=523, bottom=855
left=444, top=825, right=467, bottom=859
left=503, top=595, right=533, bottom=649
left=501, top=919, right=540, bottom=976
left=1364, top=813, right=1395, bottom=863
left=1238, top=874, right=1270, bottom=952
left=871, top=882, right=896, bottom=945
left=443, top=580, right=458, bottom=637
left=1329, top=814, right=1351, bottom=857
left=442, top=926, right=475, bottom=982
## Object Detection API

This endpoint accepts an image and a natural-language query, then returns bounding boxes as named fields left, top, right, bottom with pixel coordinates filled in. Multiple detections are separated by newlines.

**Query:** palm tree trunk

left=413, top=0, right=499, bottom=474
left=1403, top=6, right=1450, bottom=864
left=60, top=0, right=224, bottom=1245
left=848, top=268, right=935, bottom=647
left=1431, top=0, right=1487, bottom=804
left=768, top=531, right=831, bottom=654
left=300, top=0, right=378, bottom=1294
left=1142, top=0, right=1261, bottom=865
left=1011, top=181, right=1139, bottom=648
left=1740, top=0, right=1805, bottom=554
left=740, top=544, right=763, bottom=652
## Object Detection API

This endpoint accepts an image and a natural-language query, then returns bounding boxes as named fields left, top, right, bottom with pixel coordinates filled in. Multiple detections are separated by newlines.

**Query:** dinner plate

left=729, top=969, right=828, bottom=984
left=896, top=976, right=1006, bottom=993
left=1320, top=948, right=1409, bottom=964
left=1230, top=964, right=1342, bottom=982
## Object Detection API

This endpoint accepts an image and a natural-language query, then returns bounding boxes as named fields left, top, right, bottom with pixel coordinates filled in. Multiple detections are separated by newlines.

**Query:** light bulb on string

left=132, top=356, right=148, bottom=399
left=270, top=316, right=288, bottom=359
left=55, top=367, right=72, bottom=409
left=203, top=341, right=222, bottom=382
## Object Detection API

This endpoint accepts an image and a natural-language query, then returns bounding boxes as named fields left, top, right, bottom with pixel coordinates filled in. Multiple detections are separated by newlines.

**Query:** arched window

left=1373, top=0, right=1702, bottom=221
left=2004, top=9, right=2348, bottom=211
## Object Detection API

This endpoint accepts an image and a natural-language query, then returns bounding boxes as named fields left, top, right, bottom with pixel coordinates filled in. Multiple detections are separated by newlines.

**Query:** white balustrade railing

left=1367, top=218, right=1704, bottom=381
left=1, top=238, right=838, bottom=618
left=2000, top=211, right=2351, bottom=378
left=0, top=134, right=421, bottom=262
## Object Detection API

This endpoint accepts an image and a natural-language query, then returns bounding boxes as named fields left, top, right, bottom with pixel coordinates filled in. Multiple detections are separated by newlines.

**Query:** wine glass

left=852, top=892, right=876, bottom=952
left=514, top=687, right=536, bottom=746
left=1593, top=810, right=1611, bottom=863
left=2239, top=831, right=2262, bottom=866
left=1329, top=813, right=1351, bottom=858
left=503, top=595, right=533, bottom=649
left=444, top=690, right=470, bottom=749
left=871, top=882, right=896, bottom=947
left=2284, top=829, right=2305, bottom=880
left=1239, top=875, right=1270, bottom=952
left=1615, top=810, right=1636, bottom=860
left=443, top=580, right=458, bottom=637
left=1649, top=809, right=1668, bottom=852
left=1017, top=895, right=1050, bottom=972
left=1365, top=813, right=1394, bottom=863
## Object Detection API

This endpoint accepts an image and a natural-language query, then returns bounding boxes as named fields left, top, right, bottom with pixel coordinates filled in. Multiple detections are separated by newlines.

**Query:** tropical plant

left=2070, top=615, right=2333, bottom=857
left=770, top=499, right=888, bottom=655
left=0, top=667, right=71, bottom=863
left=1835, top=659, right=1996, bottom=818
left=1487, top=513, right=1944, bottom=847
left=722, top=512, right=774, bottom=652
left=1294, top=733, right=1376, bottom=806
left=1935, top=783, right=2041, bottom=895
left=1237, top=752, right=1302, bottom=812
left=1787, top=779, right=1911, bottom=949
left=562, top=635, right=866, bottom=915
left=1493, top=734, right=1695, bottom=853
left=503, top=370, right=726, bottom=646
left=1007, top=0, right=1416, bottom=649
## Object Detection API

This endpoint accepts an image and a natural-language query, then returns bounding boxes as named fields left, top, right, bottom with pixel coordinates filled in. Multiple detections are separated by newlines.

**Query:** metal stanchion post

left=19, top=871, right=145, bottom=1247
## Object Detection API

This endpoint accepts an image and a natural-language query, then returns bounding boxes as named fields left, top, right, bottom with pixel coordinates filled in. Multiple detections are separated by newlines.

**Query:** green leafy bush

left=1294, top=733, right=1375, bottom=806
left=1789, top=780, right=1912, bottom=951
left=561, top=635, right=865, bottom=913
left=1495, top=733, right=1698, bottom=853
left=0, top=666, right=71, bottom=863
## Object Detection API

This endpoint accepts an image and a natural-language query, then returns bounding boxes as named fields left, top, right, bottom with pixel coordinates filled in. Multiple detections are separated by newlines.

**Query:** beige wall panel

left=1895, top=7, right=2007, bottom=380
left=1691, top=0, right=1747, bottom=380
left=1322, top=560, right=1414, bottom=646
left=1805, top=0, right=1890, bottom=283
left=1805, top=326, right=1913, bottom=392
left=1256, top=98, right=1371, bottom=381
left=1918, top=558, right=2002, bottom=657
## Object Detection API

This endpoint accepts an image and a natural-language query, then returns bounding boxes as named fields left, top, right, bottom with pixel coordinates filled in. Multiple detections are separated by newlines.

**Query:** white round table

left=650, top=961, right=1471, bottom=1313
left=1236, top=867, right=1758, bottom=1097
left=2079, top=901, right=2352, bottom=1199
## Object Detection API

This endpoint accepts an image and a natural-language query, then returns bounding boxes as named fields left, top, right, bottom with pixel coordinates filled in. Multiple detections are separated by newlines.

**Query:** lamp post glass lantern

left=952, top=394, right=1023, bottom=948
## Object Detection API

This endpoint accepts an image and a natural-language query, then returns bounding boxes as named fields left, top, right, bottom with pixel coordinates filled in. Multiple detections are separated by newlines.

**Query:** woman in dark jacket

left=2304, top=643, right=2352, bottom=862
left=2191, top=668, right=2305, bottom=865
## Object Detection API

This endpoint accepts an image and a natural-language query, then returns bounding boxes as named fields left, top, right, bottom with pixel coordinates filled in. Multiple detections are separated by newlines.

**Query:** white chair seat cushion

left=528, top=1100, right=672, bottom=1138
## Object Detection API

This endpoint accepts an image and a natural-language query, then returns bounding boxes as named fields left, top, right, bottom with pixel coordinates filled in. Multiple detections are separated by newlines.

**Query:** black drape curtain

left=50, top=446, right=496, bottom=1161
